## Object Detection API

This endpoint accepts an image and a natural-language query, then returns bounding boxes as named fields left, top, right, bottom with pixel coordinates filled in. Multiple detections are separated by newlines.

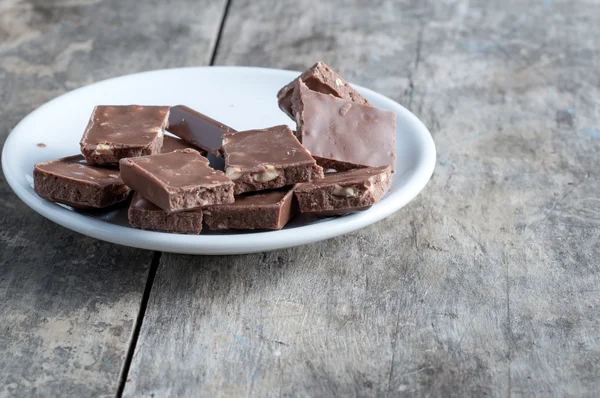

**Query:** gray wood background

left=1, top=0, right=599, bottom=397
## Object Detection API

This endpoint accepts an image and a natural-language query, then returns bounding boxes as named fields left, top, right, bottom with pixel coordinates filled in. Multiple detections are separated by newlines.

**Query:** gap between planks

left=116, top=251, right=162, bottom=397
left=115, top=3, right=233, bottom=395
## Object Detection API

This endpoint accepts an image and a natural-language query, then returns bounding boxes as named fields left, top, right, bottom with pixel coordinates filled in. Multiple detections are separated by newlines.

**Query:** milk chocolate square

left=222, top=125, right=324, bottom=195
left=204, top=188, right=296, bottom=230
left=128, top=192, right=203, bottom=234
left=80, top=105, right=169, bottom=165
left=292, top=79, right=396, bottom=172
left=168, top=105, right=236, bottom=155
left=277, top=61, right=370, bottom=119
left=294, top=166, right=392, bottom=213
left=119, top=149, right=234, bottom=212
left=34, top=155, right=131, bottom=208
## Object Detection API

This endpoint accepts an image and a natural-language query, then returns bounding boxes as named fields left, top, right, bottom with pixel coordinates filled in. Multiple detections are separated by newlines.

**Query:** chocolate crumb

left=37, top=143, right=46, bottom=148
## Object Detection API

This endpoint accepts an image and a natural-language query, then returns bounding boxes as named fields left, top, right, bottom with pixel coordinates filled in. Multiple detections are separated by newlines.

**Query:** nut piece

left=332, top=185, right=356, bottom=198
left=339, top=103, right=352, bottom=116
left=252, top=165, right=279, bottom=182
left=225, top=167, right=243, bottom=180
left=95, top=143, right=113, bottom=155
left=335, top=78, right=343, bottom=86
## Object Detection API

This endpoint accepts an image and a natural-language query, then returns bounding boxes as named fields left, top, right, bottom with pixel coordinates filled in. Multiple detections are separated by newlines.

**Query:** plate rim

left=1, top=66, right=436, bottom=255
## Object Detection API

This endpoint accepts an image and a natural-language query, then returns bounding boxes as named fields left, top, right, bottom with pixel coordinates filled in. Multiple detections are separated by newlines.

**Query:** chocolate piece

left=277, top=61, right=370, bottom=119
left=294, top=166, right=392, bottom=213
left=161, top=135, right=207, bottom=156
left=128, top=192, right=203, bottom=234
left=168, top=105, right=236, bottom=155
left=292, top=79, right=396, bottom=172
left=222, top=125, right=324, bottom=195
left=119, top=149, right=234, bottom=212
left=80, top=105, right=169, bottom=165
left=34, top=155, right=131, bottom=208
left=204, top=189, right=295, bottom=230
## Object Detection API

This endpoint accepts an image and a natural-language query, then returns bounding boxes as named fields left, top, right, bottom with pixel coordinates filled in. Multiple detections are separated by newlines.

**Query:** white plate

left=2, top=67, right=435, bottom=255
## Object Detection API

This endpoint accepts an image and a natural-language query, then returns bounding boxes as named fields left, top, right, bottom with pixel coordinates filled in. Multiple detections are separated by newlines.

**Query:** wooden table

left=1, top=0, right=599, bottom=396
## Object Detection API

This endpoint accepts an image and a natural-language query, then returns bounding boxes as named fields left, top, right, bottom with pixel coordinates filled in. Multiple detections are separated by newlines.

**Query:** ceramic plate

left=2, top=67, right=436, bottom=254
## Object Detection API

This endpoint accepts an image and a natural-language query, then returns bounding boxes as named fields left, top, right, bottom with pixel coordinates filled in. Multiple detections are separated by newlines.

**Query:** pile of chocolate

left=33, top=62, right=396, bottom=234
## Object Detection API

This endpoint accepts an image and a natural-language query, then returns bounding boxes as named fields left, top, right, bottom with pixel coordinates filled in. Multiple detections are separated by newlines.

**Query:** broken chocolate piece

left=292, top=79, right=396, bottom=172
left=128, top=192, right=203, bottom=234
left=277, top=61, right=370, bottom=119
left=204, top=188, right=295, bottom=230
left=34, top=155, right=131, bottom=208
left=294, top=166, right=391, bottom=213
left=168, top=105, right=236, bottom=155
left=222, top=125, right=324, bottom=195
left=161, top=135, right=207, bottom=156
left=80, top=105, right=169, bottom=166
left=119, top=149, right=234, bottom=212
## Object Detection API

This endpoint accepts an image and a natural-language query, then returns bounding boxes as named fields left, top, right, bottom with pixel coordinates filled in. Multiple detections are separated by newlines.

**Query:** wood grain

left=124, top=0, right=600, bottom=396
left=0, top=0, right=226, bottom=396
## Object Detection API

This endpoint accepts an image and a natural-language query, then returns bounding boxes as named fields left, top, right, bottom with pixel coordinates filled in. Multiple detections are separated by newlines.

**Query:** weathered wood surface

left=0, top=0, right=226, bottom=396
left=124, top=0, right=600, bottom=397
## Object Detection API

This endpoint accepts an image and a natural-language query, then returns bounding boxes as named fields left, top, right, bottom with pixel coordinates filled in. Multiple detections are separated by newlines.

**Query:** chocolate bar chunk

left=161, top=135, right=207, bottom=156
left=294, top=166, right=392, bottom=213
left=34, top=155, right=131, bottom=208
left=277, top=61, right=370, bottom=119
left=168, top=105, right=236, bottom=155
left=80, top=105, right=169, bottom=166
left=204, top=189, right=295, bottom=230
left=292, top=79, right=396, bottom=172
left=222, top=125, right=324, bottom=195
left=119, top=149, right=234, bottom=212
left=128, top=192, right=203, bottom=234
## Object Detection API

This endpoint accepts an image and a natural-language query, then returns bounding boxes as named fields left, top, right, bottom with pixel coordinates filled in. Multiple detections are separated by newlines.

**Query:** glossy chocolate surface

left=81, top=105, right=169, bottom=146
left=277, top=61, right=370, bottom=118
left=119, top=149, right=233, bottom=212
left=34, top=155, right=130, bottom=208
left=223, top=125, right=315, bottom=172
left=292, top=79, right=396, bottom=172
left=168, top=105, right=236, bottom=155
left=204, top=189, right=295, bottom=230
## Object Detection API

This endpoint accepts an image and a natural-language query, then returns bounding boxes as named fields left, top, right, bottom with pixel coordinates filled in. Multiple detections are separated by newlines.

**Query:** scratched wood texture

left=124, top=0, right=600, bottom=397
left=0, top=0, right=226, bottom=396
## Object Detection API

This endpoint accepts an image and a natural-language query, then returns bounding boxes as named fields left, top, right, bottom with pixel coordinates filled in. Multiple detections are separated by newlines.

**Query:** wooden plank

left=0, top=0, right=227, bottom=396
left=124, top=0, right=600, bottom=396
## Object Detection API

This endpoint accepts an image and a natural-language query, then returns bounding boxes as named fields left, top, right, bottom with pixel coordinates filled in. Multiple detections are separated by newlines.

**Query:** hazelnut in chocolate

left=34, top=155, right=131, bottom=208
left=222, top=125, right=324, bottom=195
left=294, top=166, right=392, bottom=213
left=119, top=149, right=234, bottom=212
left=277, top=61, right=370, bottom=119
left=292, top=79, right=396, bottom=172
left=128, top=192, right=203, bottom=234
left=80, top=105, right=169, bottom=165
left=204, top=188, right=296, bottom=230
